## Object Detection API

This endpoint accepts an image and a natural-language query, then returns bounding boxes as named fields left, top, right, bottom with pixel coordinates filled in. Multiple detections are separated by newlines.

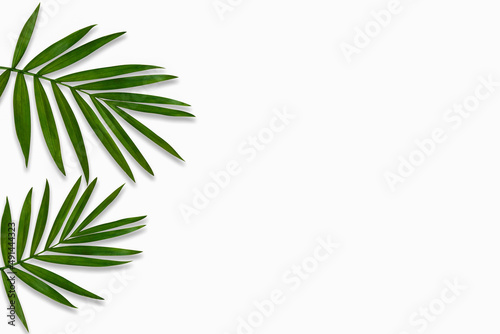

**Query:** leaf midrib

left=0, top=241, right=62, bottom=272
left=0, top=65, right=91, bottom=97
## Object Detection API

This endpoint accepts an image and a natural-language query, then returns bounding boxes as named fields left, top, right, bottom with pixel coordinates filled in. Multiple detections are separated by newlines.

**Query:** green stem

left=0, top=65, right=90, bottom=96
left=0, top=242, right=61, bottom=272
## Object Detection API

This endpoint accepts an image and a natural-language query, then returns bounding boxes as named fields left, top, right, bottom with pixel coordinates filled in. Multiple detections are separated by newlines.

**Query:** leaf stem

left=0, top=242, right=61, bottom=272
left=0, top=65, right=90, bottom=96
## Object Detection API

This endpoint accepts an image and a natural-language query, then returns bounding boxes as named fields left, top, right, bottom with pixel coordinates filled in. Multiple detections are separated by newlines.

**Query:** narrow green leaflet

left=72, top=90, right=135, bottom=181
left=38, top=32, right=126, bottom=75
left=109, top=104, right=184, bottom=160
left=45, top=177, right=82, bottom=249
left=52, top=83, right=90, bottom=181
left=34, top=77, right=65, bottom=174
left=58, top=65, right=162, bottom=82
left=63, top=225, right=145, bottom=244
left=51, top=246, right=141, bottom=256
left=1, top=271, right=28, bottom=331
left=12, top=4, right=40, bottom=68
left=14, top=269, right=76, bottom=308
left=36, top=255, right=130, bottom=267
left=94, top=92, right=190, bottom=106
left=60, top=179, right=97, bottom=241
left=17, top=189, right=33, bottom=261
left=0, top=70, right=11, bottom=98
left=30, top=181, right=50, bottom=256
left=24, top=25, right=96, bottom=71
left=21, top=263, right=102, bottom=300
left=0, top=200, right=12, bottom=266
left=13, top=73, right=31, bottom=166
left=76, top=216, right=147, bottom=236
left=92, top=97, right=154, bottom=175
left=109, top=100, right=194, bottom=117
left=72, top=183, right=124, bottom=235
left=76, top=74, right=177, bottom=90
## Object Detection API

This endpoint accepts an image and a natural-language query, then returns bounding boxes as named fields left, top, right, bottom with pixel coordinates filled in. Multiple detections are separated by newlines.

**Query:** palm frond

left=0, top=4, right=192, bottom=182
left=0, top=178, right=145, bottom=332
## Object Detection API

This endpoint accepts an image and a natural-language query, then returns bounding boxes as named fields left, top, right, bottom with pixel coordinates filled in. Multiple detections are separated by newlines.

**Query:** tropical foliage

left=0, top=4, right=193, bottom=182
left=0, top=178, right=146, bottom=332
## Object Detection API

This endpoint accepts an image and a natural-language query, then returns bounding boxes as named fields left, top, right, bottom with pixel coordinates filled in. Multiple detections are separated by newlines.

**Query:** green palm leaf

left=0, top=179, right=145, bottom=332
left=108, top=100, right=194, bottom=117
left=11, top=4, right=39, bottom=68
left=44, top=177, right=82, bottom=250
left=36, top=255, right=129, bottom=267
left=63, top=225, right=145, bottom=244
left=17, top=189, right=32, bottom=261
left=0, top=200, right=12, bottom=267
left=24, top=25, right=96, bottom=71
left=109, top=104, right=184, bottom=160
left=30, top=181, right=50, bottom=256
left=52, top=83, right=90, bottom=181
left=0, top=70, right=11, bottom=98
left=76, top=216, right=147, bottom=236
left=14, top=269, right=76, bottom=308
left=71, top=183, right=124, bottom=235
left=58, top=65, right=162, bottom=82
left=20, top=263, right=102, bottom=300
left=50, top=246, right=141, bottom=256
left=38, top=32, right=126, bottom=75
left=60, top=178, right=97, bottom=241
left=34, top=78, right=65, bottom=174
left=13, top=73, right=31, bottom=166
left=94, top=92, right=190, bottom=106
left=73, top=90, right=136, bottom=181
left=0, top=4, right=193, bottom=182
left=92, top=97, right=154, bottom=175
left=75, top=74, right=177, bottom=90
left=2, top=271, right=28, bottom=331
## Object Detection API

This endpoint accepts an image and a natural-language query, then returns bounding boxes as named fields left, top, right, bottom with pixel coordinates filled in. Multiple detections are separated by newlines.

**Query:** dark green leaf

left=36, top=255, right=130, bottom=267
left=21, top=263, right=102, bottom=300
left=52, top=83, right=90, bottom=182
left=1, top=271, right=28, bottom=331
left=17, top=189, right=33, bottom=261
left=0, top=70, right=11, bottom=99
left=94, top=92, right=190, bottom=106
left=76, top=75, right=176, bottom=90
left=34, top=77, right=65, bottom=175
left=77, top=216, right=147, bottom=236
left=60, top=179, right=97, bottom=241
left=30, top=181, right=50, bottom=256
left=72, top=90, right=135, bottom=181
left=51, top=246, right=141, bottom=256
left=72, top=183, right=125, bottom=235
left=63, top=225, right=145, bottom=244
left=109, top=101, right=194, bottom=117
left=109, top=105, right=183, bottom=160
left=45, top=177, right=82, bottom=249
left=1, top=199, right=12, bottom=266
left=13, top=73, right=31, bottom=166
left=24, top=25, right=96, bottom=71
left=57, top=65, right=162, bottom=82
left=38, top=32, right=126, bottom=75
left=12, top=4, right=40, bottom=68
left=92, top=97, right=153, bottom=175
left=14, top=268, right=75, bottom=308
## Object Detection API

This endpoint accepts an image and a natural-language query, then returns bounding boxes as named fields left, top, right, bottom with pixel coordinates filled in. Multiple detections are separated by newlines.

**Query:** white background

left=1, top=0, right=500, bottom=333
